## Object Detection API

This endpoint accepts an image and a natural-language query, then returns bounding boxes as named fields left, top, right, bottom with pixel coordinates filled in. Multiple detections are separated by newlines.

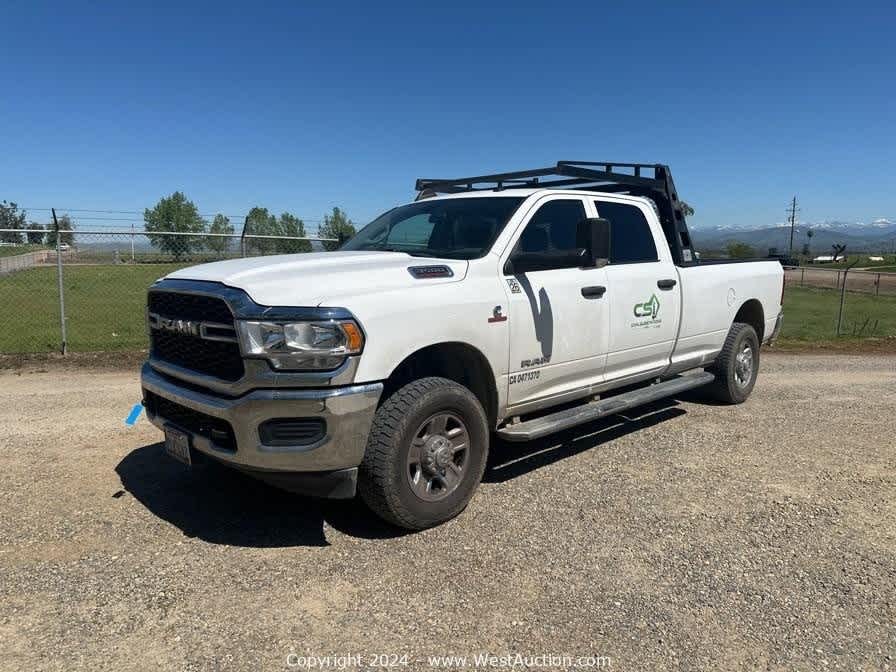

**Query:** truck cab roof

left=415, top=161, right=696, bottom=265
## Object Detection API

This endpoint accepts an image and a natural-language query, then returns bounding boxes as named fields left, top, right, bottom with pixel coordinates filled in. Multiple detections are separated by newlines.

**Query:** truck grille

left=148, top=290, right=245, bottom=382
left=144, top=391, right=237, bottom=452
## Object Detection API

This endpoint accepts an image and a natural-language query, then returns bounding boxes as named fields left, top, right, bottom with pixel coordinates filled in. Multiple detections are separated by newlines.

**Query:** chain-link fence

left=781, top=266, right=896, bottom=341
left=2, top=227, right=895, bottom=353
left=784, top=266, right=896, bottom=296
left=0, top=227, right=336, bottom=354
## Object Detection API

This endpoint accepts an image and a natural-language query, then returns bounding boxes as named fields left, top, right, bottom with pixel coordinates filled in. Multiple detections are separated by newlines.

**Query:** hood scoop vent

left=408, top=265, right=454, bottom=279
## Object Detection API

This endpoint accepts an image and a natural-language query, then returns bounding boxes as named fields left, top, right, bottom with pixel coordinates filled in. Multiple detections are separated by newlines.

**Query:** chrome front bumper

left=141, top=362, right=383, bottom=473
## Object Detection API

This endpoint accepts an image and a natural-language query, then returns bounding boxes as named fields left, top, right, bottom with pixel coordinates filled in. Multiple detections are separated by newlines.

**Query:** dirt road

left=1, top=355, right=894, bottom=670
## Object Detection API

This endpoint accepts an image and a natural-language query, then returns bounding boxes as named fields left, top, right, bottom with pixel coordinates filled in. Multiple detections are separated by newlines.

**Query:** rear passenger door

left=596, top=199, right=682, bottom=381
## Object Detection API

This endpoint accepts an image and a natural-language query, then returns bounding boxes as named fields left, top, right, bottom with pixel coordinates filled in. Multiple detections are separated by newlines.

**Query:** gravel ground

left=1, top=354, right=894, bottom=671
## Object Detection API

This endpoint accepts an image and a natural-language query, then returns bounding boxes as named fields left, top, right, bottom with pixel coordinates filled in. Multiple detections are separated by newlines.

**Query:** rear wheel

left=358, top=377, right=489, bottom=530
left=706, top=322, right=760, bottom=404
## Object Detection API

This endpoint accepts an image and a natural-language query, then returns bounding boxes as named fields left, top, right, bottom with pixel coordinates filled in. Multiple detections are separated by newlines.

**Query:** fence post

left=801, top=268, right=805, bottom=286
left=240, top=215, right=249, bottom=258
left=836, top=259, right=859, bottom=336
left=51, top=208, right=68, bottom=355
left=876, top=273, right=881, bottom=296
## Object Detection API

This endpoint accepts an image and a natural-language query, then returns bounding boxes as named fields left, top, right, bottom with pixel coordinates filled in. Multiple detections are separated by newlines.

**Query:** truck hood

left=165, top=251, right=468, bottom=307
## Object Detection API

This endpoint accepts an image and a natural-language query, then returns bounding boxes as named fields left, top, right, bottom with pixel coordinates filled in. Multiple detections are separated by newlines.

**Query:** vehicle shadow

left=115, top=444, right=405, bottom=547
left=485, top=398, right=686, bottom=482
left=116, top=399, right=687, bottom=546
left=515, top=274, right=553, bottom=359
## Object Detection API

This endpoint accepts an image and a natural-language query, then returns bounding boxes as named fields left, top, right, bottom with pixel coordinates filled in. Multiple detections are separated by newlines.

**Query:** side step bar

left=496, top=372, right=715, bottom=442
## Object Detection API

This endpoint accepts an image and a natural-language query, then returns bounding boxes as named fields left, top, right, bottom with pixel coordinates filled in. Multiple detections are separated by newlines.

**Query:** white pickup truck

left=141, top=161, right=784, bottom=529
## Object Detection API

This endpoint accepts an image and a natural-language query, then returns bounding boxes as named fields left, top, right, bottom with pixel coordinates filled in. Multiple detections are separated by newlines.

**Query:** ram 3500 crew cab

left=141, top=161, right=784, bottom=529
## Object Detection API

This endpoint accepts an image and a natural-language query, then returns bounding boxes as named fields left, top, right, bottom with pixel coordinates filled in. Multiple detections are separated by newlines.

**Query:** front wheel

left=706, top=322, right=760, bottom=404
left=358, top=377, right=489, bottom=530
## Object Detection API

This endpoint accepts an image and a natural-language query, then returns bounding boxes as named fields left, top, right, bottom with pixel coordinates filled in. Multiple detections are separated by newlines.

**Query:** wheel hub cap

left=406, top=412, right=470, bottom=502
left=421, top=436, right=453, bottom=474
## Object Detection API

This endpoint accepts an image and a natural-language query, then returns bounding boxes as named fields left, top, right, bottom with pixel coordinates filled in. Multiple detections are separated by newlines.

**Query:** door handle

left=657, top=279, right=677, bottom=290
left=581, top=285, right=606, bottom=299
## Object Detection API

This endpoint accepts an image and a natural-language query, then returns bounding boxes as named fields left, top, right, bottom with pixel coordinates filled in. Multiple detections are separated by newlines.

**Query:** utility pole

left=787, top=196, right=799, bottom=260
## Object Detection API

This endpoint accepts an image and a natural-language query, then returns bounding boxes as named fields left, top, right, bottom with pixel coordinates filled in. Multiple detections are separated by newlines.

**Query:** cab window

left=515, top=199, right=586, bottom=260
left=594, top=201, right=659, bottom=264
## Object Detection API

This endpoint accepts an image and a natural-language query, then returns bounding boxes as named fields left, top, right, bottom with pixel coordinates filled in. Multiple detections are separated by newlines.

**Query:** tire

left=358, top=377, right=489, bottom=530
left=706, top=322, right=760, bottom=404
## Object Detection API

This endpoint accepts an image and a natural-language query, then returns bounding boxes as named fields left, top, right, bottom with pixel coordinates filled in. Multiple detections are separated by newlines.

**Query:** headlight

left=237, top=319, right=364, bottom=370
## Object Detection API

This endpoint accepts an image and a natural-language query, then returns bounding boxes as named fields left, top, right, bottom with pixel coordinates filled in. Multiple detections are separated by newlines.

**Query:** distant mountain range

left=690, top=219, right=896, bottom=254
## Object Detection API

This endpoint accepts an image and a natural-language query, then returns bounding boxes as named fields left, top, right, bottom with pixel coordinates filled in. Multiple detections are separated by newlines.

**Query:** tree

left=277, top=212, right=312, bottom=254
left=26, top=222, right=46, bottom=244
left=243, top=208, right=312, bottom=255
left=243, top=207, right=280, bottom=255
left=319, top=207, right=356, bottom=251
left=207, top=214, right=233, bottom=258
left=144, top=192, right=206, bottom=259
left=726, top=241, right=756, bottom=259
left=831, top=243, right=846, bottom=262
left=46, top=214, right=75, bottom=246
left=0, top=200, right=26, bottom=244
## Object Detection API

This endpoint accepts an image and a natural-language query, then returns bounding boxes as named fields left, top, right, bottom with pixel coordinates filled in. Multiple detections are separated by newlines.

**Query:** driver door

left=502, top=196, right=610, bottom=409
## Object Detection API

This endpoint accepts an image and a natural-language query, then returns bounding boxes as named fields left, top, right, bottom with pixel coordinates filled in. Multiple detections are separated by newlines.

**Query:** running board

left=496, top=372, right=715, bottom=442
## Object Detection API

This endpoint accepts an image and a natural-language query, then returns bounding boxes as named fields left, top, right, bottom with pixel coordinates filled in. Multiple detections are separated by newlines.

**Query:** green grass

left=0, top=244, right=50, bottom=258
left=1, top=265, right=894, bottom=353
left=0, top=264, right=187, bottom=352
left=779, top=285, right=896, bottom=345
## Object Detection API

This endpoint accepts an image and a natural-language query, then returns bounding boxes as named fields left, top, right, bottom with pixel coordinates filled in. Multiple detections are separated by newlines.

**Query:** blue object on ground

left=125, top=403, right=144, bottom=427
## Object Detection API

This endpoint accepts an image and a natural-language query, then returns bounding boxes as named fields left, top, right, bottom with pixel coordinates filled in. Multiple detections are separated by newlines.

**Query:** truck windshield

left=341, top=196, right=525, bottom=260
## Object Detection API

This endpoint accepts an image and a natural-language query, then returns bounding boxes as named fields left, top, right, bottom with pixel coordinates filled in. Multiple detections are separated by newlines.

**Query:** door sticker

left=632, top=293, right=662, bottom=328
left=509, top=370, right=540, bottom=384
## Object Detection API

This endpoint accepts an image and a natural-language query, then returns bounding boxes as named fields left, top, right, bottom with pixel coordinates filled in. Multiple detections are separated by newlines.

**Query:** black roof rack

left=415, top=161, right=696, bottom=264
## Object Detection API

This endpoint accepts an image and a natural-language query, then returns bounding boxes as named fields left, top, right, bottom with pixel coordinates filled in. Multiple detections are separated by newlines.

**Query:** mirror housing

left=504, top=217, right=611, bottom=274
left=577, top=217, right=610, bottom=268
left=505, top=249, right=590, bottom=274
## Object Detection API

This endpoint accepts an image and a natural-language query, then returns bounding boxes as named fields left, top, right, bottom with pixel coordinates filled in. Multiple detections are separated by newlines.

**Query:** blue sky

left=1, top=0, right=893, bottom=232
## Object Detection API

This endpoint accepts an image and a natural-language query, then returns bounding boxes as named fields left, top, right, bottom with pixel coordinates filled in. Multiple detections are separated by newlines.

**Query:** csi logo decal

left=633, top=294, right=661, bottom=320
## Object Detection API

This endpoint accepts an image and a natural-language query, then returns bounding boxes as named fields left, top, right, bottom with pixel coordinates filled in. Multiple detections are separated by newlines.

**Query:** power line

left=23, top=207, right=145, bottom=214
left=21, top=207, right=325, bottom=223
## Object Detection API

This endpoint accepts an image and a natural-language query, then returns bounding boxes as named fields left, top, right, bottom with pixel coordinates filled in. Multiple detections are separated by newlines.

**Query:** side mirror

left=505, top=249, right=590, bottom=274
left=577, top=217, right=611, bottom=268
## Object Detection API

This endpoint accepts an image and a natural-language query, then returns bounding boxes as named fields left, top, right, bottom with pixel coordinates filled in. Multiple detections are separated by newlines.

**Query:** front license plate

left=164, top=426, right=192, bottom=466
